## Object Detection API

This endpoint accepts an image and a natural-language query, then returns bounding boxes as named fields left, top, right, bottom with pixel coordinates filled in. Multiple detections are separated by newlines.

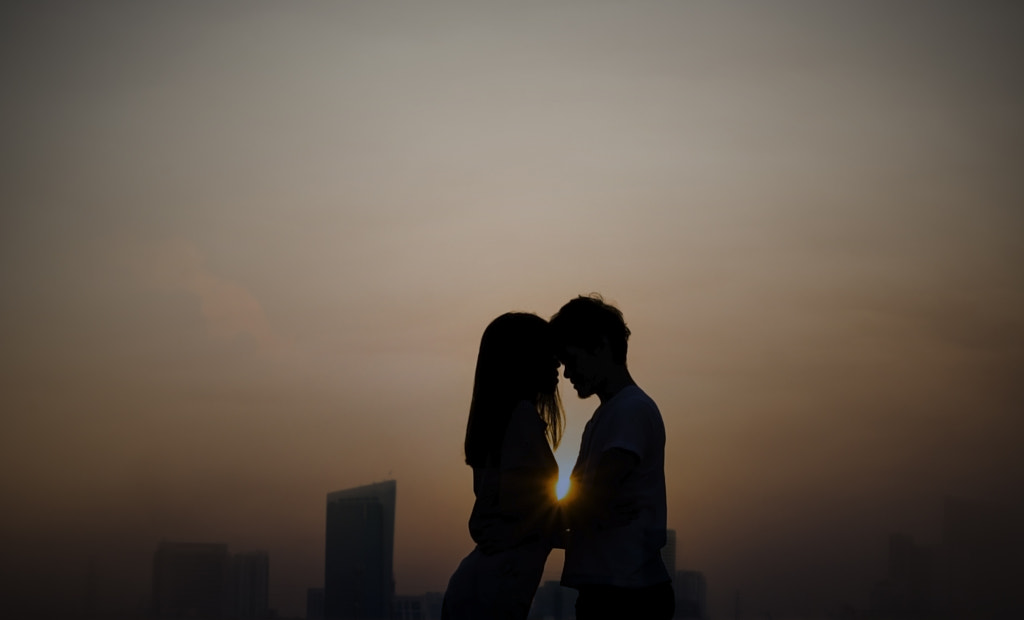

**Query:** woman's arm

left=477, top=466, right=560, bottom=554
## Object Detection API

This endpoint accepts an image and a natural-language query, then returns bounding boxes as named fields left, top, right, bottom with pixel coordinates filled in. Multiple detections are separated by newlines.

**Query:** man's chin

left=573, top=386, right=594, bottom=399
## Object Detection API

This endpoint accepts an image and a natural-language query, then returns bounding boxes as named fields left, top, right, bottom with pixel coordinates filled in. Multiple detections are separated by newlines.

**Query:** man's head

left=549, top=294, right=631, bottom=399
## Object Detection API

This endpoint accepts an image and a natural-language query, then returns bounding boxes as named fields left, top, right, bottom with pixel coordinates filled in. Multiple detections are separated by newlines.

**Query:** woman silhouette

left=441, top=312, right=564, bottom=620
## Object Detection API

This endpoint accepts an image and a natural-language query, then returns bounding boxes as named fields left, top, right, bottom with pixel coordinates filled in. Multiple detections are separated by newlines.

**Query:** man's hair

left=549, top=293, right=631, bottom=364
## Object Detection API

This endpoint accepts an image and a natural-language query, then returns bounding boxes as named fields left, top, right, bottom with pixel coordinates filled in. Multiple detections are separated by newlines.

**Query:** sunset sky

left=2, top=2, right=1022, bottom=617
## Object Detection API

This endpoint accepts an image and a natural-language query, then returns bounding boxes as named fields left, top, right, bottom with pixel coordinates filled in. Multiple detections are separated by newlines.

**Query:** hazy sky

left=2, top=2, right=1022, bottom=617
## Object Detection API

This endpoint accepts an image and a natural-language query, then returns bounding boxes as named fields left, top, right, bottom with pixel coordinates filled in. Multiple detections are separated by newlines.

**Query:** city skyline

left=152, top=541, right=269, bottom=619
left=2, top=1, right=1022, bottom=618
left=0, top=475, right=1017, bottom=618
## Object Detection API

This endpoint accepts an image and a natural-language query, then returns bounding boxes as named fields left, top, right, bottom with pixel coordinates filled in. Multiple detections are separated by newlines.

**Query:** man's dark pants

left=575, top=581, right=675, bottom=620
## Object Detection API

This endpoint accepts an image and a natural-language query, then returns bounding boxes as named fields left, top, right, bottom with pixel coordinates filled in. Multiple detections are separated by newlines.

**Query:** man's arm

left=563, top=447, right=640, bottom=533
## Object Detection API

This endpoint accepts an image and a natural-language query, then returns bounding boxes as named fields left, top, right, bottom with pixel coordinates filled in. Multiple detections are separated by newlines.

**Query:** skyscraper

left=675, top=570, right=707, bottom=620
left=393, top=592, right=443, bottom=620
left=230, top=551, right=269, bottom=619
left=152, top=542, right=230, bottom=619
left=324, top=480, right=397, bottom=620
left=661, top=528, right=677, bottom=577
left=939, top=497, right=1023, bottom=617
left=306, top=588, right=325, bottom=620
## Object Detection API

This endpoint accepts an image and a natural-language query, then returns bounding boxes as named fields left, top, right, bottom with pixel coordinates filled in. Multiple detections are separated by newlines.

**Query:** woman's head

left=464, top=312, right=563, bottom=467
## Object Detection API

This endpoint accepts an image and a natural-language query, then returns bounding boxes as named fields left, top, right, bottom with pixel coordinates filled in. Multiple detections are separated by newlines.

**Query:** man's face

left=558, top=344, right=604, bottom=399
left=539, top=351, right=561, bottom=395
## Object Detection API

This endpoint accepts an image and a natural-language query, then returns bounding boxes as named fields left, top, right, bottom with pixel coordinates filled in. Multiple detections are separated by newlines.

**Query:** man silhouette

left=551, top=294, right=674, bottom=620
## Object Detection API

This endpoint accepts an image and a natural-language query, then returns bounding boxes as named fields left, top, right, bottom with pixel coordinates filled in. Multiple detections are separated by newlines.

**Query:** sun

left=556, top=474, right=571, bottom=501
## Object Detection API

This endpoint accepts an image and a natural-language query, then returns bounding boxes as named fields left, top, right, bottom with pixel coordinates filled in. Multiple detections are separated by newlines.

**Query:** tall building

left=152, top=542, right=230, bottom=619
left=393, top=592, right=443, bottom=620
left=306, top=588, right=325, bottom=620
left=324, top=480, right=397, bottom=620
left=231, top=551, right=269, bottom=619
left=675, top=570, right=707, bottom=620
left=938, top=497, right=1023, bottom=617
left=661, top=528, right=677, bottom=577
left=868, top=497, right=1024, bottom=618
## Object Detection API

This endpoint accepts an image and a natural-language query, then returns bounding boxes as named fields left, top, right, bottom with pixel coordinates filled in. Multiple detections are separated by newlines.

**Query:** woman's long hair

left=464, top=312, right=564, bottom=468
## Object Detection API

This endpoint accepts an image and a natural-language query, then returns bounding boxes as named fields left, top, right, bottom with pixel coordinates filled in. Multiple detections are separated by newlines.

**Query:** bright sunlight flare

left=556, top=474, right=571, bottom=500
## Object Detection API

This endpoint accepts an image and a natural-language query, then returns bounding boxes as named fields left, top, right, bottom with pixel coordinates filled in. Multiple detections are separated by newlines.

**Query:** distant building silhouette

left=662, top=528, right=677, bottom=578
left=393, top=592, right=443, bottom=620
left=151, top=542, right=270, bottom=620
left=84, top=554, right=98, bottom=619
left=939, top=497, right=1023, bottom=618
left=654, top=527, right=705, bottom=619
left=152, top=542, right=230, bottom=619
left=674, top=570, right=707, bottom=620
left=324, top=480, right=396, bottom=620
left=306, top=587, right=324, bottom=620
left=869, top=497, right=1024, bottom=619
left=230, top=551, right=269, bottom=619
left=870, top=533, right=934, bottom=616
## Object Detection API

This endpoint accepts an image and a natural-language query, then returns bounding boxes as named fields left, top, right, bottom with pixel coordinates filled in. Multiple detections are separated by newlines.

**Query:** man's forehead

left=559, top=344, right=591, bottom=358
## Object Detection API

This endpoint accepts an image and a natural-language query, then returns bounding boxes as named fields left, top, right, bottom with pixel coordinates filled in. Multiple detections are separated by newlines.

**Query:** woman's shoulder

left=511, top=399, right=544, bottom=424
left=506, top=400, right=546, bottom=439
left=500, top=400, right=553, bottom=470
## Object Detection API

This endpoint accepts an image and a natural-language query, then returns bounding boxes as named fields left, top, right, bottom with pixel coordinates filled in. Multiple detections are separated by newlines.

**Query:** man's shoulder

left=592, top=386, right=664, bottom=448
left=609, top=385, right=661, bottom=417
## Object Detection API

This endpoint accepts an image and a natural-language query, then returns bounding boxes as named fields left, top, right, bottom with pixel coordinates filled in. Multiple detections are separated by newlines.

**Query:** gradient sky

left=2, top=2, right=1023, bottom=617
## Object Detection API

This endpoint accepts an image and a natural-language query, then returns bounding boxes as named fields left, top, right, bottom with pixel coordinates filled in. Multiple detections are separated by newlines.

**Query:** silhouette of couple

left=442, top=295, right=675, bottom=620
